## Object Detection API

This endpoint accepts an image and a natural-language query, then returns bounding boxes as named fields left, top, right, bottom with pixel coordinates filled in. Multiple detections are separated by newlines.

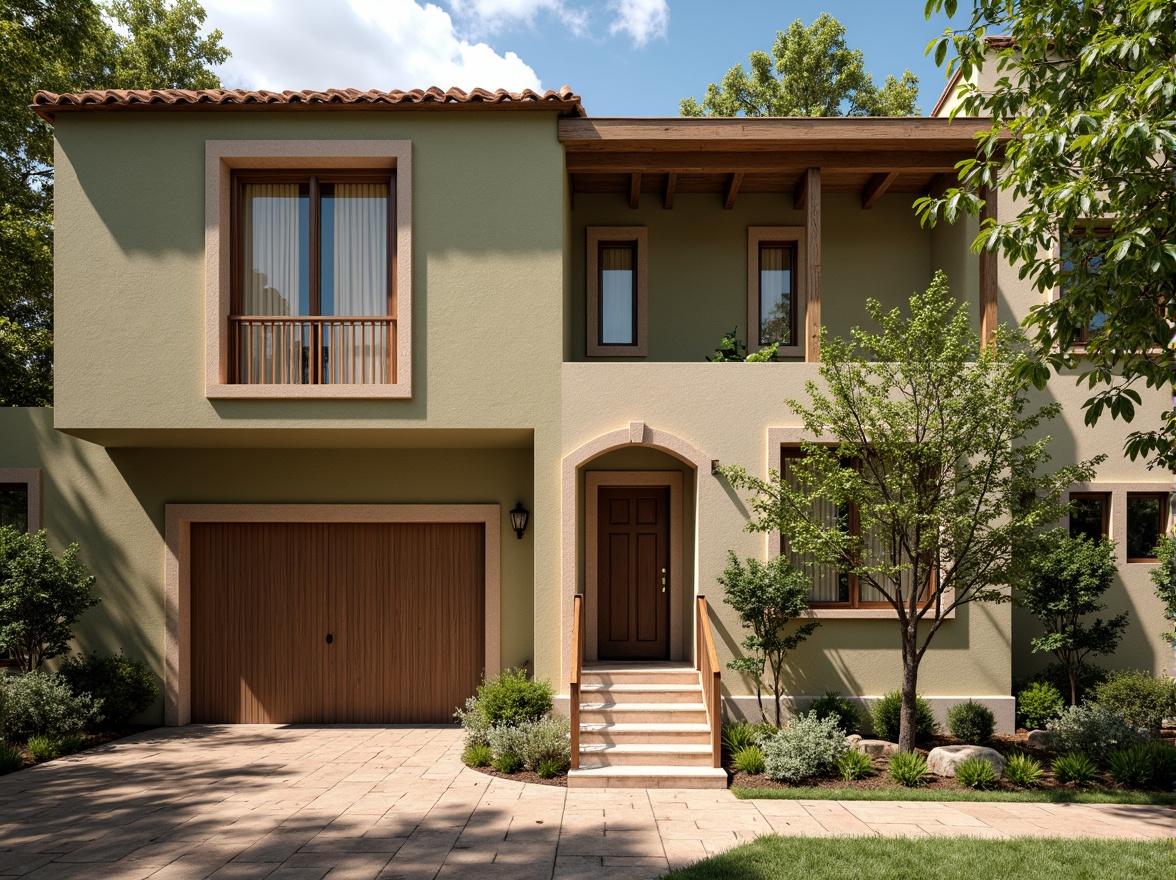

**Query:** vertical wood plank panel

left=805, top=166, right=822, bottom=362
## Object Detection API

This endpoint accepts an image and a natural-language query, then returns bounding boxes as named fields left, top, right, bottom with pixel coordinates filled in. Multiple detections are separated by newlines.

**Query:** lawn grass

left=659, top=835, right=1173, bottom=880
left=733, top=785, right=1176, bottom=805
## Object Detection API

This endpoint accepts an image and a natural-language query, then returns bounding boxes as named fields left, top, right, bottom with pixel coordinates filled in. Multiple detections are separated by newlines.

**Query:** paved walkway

left=0, top=726, right=1169, bottom=880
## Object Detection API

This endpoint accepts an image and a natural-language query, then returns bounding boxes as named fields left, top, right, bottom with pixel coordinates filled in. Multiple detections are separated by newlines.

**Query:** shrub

left=870, top=691, right=937, bottom=743
left=474, top=669, right=553, bottom=728
left=954, top=756, right=999, bottom=790
left=518, top=716, right=571, bottom=774
left=759, top=712, right=848, bottom=782
left=837, top=749, right=874, bottom=781
left=1138, top=740, right=1176, bottom=789
left=537, top=759, right=564, bottom=779
left=487, top=723, right=528, bottom=773
left=1052, top=752, right=1098, bottom=786
left=888, top=751, right=929, bottom=787
left=1107, top=743, right=1155, bottom=789
left=732, top=745, right=766, bottom=775
left=454, top=695, right=490, bottom=748
left=722, top=721, right=759, bottom=754
left=1017, top=662, right=1109, bottom=707
left=1017, top=681, right=1064, bottom=730
left=1043, top=704, right=1147, bottom=762
left=1092, top=670, right=1176, bottom=734
left=1003, top=752, right=1044, bottom=788
left=0, top=671, right=101, bottom=741
left=27, top=735, right=61, bottom=762
left=0, top=743, right=21, bottom=774
left=58, top=652, right=157, bottom=727
left=947, top=701, right=995, bottom=744
left=809, top=692, right=862, bottom=735
left=462, top=743, right=492, bottom=768
left=492, top=753, right=523, bottom=774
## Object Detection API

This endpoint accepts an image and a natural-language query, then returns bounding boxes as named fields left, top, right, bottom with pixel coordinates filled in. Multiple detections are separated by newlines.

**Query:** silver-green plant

left=759, top=712, right=848, bottom=782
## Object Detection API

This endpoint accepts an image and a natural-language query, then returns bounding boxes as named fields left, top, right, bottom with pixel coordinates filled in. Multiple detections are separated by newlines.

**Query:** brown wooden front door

left=597, top=486, right=670, bottom=660
left=190, top=521, right=485, bottom=724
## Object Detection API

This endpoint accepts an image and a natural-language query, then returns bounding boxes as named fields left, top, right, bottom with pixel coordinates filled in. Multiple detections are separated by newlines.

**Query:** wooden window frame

left=1126, top=492, right=1168, bottom=563
left=1054, top=224, right=1112, bottom=350
left=748, top=227, right=806, bottom=359
left=1067, top=491, right=1111, bottom=541
left=587, top=227, right=648, bottom=357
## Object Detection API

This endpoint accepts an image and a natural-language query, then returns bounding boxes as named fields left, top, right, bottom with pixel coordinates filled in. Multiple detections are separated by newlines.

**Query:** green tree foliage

left=718, top=551, right=819, bottom=727
left=1018, top=529, right=1126, bottom=707
left=0, top=527, right=99, bottom=672
left=920, top=0, right=1176, bottom=468
left=1149, top=535, right=1176, bottom=644
left=720, top=273, right=1101, bottom=750
left=0, top=0, right=228, bottom=406
left=681, top=14, right=918, bottom=118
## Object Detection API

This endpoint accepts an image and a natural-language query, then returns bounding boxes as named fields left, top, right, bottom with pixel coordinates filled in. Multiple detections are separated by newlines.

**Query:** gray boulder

left=854, top=739, right=899, bottom=759
left=1026, top=730, right=1052, bottom=750
left=927, top=744, right=1004, bottom=777
left=844, top=734, right=863, bottom=748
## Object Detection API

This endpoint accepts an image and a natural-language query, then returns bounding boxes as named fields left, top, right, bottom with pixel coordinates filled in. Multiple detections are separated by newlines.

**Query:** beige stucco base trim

left=723, top=694, right=1016, bottom=735
left=164, top=503, right=500, bottom=726
left=585, top=471, right=684, bottom=662
left=0, top=468, right=41, bottom=532
left=561, top=422, right=711, bottom=684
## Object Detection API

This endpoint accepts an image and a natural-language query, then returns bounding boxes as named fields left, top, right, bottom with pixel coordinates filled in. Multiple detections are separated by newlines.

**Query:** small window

left=0, top=484, right=28, bottom=533
left=1126, top=492, right=1167, bottom=562
left=587, top=227, right=648, bottom=357
left=748, top=227, right=805, bottom=357
left=1068, top=493, right=1110, bottom=542
left=1060, top=230, right=1109, bottom=346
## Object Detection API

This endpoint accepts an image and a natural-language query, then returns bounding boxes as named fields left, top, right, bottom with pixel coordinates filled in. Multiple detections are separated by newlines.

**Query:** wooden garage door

left=190, top=522, right=485, bottom=723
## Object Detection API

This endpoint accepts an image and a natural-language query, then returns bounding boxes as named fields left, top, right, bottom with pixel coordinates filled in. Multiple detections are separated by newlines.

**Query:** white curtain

left=329, top=183, right=388, bottom=383
left=782, top=456, right=849, bottom=603
left=601, top=245, right=635, bottom=345
left=240, top=184, right=303, bottom=383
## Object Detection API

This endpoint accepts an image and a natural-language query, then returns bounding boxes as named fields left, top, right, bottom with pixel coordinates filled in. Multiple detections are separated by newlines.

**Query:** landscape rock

left=927, top=745, right=1004, bottom=777
left=1026, top=730, right=1052, bottom=750
left=853, top=739, right=899, bottom=759
left=844, top=734, right=862, bottom=748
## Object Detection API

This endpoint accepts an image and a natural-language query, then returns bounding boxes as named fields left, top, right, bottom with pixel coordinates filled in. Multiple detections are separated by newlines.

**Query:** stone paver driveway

left=0, top=726, right=1169, bottom=880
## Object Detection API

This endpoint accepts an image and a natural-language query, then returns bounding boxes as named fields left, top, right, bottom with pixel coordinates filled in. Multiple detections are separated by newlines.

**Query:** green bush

left=1138, top=740, right=1176, bottom=789
left=58, top=652, right=157, bottom=727
left=536, top=758, right=564, bottom=779
left=0, top=743, right=21, bottom=774
left=1043, top=704, right=1147, bottom=762
left=808, top=692, right=862, bottom=735
left=1092, top=670, right=1176, bottom=734
left=837, top=749, right=873, bottom=781
left=487, top=723, right=527, bottom=773
left=492, top=753, right=523, bottom=774
left=759, top=712, right=848, bottom=783
left=1003, top=752, right=1044, bottom=788
left=1107, top=743, right=1155, bottom=789
left=1052, top=752, right=1098, bottom=786
left=1017, top=662, right=1109, bottom=707
left=954, top=756, right=999, bottom=790
left=722, top=721, right=759, bottom=754
left=1016, top=681, right=1064, bottom=730
left=946, top=701, right=995, bottom=744
left=518, top=716, right=571, bottom=774
left=0, top=671, right=101, bottom=740
left=474, top=669, right=553, bottom=728
left=870, top=691, right=937, bottom=743
left=888, top=751, right=929, bottom=787
left=461, top=743, right=492, bottom=768
left=27, top=735, right=61, bottom=762
left=732, top=745, right=766, bottom=775
left=454, top=695, right=490, bottom=747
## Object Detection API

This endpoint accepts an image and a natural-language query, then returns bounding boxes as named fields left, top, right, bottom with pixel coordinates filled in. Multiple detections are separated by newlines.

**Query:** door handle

left=325, top=633, right=334, bottom=645
left=661, top=567, right=667, bottom=591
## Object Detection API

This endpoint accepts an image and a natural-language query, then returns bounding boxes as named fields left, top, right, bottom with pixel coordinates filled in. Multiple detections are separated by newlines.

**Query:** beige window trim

left=204, top=140, right=413, bottom=399
left=587, top=227, right=648, bottom=357
left=0, top=468, right=42, bottom=533
left=748, top=227, right=806, bottom=358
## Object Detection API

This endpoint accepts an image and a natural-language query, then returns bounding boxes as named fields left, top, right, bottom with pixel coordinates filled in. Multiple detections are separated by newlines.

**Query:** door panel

left=597, top=486, right=670, bottom=660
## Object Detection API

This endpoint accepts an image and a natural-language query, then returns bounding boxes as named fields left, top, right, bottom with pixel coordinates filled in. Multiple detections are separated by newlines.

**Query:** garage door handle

left=325, top=633, right=334, bottom=645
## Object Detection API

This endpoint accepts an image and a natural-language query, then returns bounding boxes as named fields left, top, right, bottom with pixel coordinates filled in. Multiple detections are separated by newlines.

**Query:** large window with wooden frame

left=587, top=227, right=648, bottom=357
left=0, top=484, right=29, bottom=533
left=1068, top=492, right=1110, bottom=542
left=1126, top=492, right=1168, bottom=562
left=1059, top=229, right=1110, bottom=347
left=231, top=170, right=395, bottom=385
left=748, top=227, right=806, bottom=358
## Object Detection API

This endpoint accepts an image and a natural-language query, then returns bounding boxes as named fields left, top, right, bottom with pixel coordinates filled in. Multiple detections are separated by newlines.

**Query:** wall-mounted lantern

left=510, top=502, right=530, bottom=539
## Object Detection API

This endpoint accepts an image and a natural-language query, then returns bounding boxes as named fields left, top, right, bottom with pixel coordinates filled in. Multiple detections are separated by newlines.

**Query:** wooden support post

left=629, top=172, right=641, bottom=209
left=664, top=172, right=677, bottom=209
left=861, top=171, right=899, bottom=210
left=979, top=183, right=998, bottom=346
left=724, top=172, right=743, bottom=210
left=805, top=167, right=822, bottom=362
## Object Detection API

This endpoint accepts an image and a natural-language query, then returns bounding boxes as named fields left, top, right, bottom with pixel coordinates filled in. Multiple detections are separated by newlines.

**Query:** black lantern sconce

left=510, top=502, right=530, bottom=539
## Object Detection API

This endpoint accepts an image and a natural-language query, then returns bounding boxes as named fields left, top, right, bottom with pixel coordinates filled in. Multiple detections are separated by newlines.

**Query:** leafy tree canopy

left=681, top=13, right=919, bottom=118
left=919, top=0, right=1176, bottom=469
left=0, top=0, right=229, bottom=406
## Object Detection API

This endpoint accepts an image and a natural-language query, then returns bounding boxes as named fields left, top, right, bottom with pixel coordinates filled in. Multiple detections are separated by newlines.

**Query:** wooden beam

left=927, top=172, right=953, bottom=198
left=565, top=150, right=966, bottom=175
left=861, top=171, right=899, bottom=210
left=793, top=174, right=807, bottom=210
left=629, top=172, right=641, bottom=209
left=724, top=172, right=743, bottom=210
left=664, top=172, right=677, bottom=209
left=805, top=167, right=822, bottom=363
left=979, top=184, right=998, bottom=346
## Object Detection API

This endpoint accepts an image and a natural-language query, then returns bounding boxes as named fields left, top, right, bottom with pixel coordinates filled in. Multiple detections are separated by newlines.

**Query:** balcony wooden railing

left=570, top=594, right=584, bottom=769
left=230, top=316, right=396, bottom=385
left=696, top=595, right=722, bottom=769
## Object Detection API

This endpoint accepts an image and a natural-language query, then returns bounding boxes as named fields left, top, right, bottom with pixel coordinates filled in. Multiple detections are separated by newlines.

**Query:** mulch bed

left=469, top=765, right=569, bottom=787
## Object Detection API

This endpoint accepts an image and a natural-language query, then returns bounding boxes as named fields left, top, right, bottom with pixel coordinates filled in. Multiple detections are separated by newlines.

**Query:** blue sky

left=202, top=1, right=960, bottom=117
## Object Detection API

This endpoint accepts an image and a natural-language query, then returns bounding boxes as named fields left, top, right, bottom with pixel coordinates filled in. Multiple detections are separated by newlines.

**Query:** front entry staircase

left=566, top=596, right=727, bottom=789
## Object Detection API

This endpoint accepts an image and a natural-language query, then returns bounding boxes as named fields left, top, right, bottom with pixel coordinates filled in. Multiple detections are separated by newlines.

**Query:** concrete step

left=578, top=742, right=714, bottom=767
left=567, top=765, right=729, bottom=789
left=579, top=683, right=702, bottom=704
left=579, top=703, right=709, bottom=724
left=581, top=668, right=700, bottom=687
left=578, top=722, right=712, bottom=745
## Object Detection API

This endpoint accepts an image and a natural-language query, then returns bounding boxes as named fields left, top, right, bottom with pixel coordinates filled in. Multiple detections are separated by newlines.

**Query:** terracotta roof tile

left=30, top=85, right=585, bottom=122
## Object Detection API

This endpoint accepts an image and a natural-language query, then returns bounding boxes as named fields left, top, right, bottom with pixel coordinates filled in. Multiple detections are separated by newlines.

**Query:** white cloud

left=447, top=0, right=588, bottom=37
left=607, top=0, right=668, bottom=46
left=202, top=0, right=542, bottom=93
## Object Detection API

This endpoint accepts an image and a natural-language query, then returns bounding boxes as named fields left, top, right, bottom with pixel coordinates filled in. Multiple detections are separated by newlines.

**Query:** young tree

left=1018, top=529, right=1125, bottom=706
left=721, top=273, right=1101, bottom=751
left=1150, top=535, right=1176, bottom=646
left=0, top=527, right=99, bottom=672
left=718, top=552, right=820, bottom=727
left=681, top=13, right=918, bottom=118
left=920, top=0, right=1176, bottom=469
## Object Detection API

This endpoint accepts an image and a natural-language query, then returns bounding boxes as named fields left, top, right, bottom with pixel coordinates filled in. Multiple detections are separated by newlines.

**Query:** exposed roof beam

left=724, top=172, right=743, bottom=210
left=664, top=171, right=677, bottom=210
left=629, top=172, right=641, bottom=209
left=566, top=151, right=964, bottom=175
left=793, top=174, right=807, bottom=210
left=927, top=172, right=954, bottom=198
left=861, top=171, right=899, bottom=209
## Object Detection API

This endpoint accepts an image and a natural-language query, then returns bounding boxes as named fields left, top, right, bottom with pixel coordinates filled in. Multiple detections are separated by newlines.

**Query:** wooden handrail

left=696, top=595, right=722, bottom=769
left=570, top=594, right=584, bottom=769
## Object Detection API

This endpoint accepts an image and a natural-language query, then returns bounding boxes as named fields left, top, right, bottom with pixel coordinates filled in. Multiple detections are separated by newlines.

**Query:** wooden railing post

left=695, top=595, right=722, bottom=769
left=229, top=315, right=396, bottom=385
left=570, top=594, right=584, bottom=769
